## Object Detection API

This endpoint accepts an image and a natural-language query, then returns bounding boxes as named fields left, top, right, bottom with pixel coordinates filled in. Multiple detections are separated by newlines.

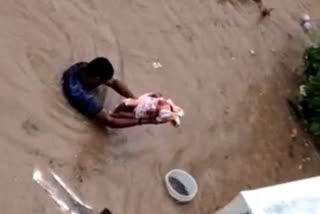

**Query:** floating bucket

left=164, top=169, right=198, bottom=203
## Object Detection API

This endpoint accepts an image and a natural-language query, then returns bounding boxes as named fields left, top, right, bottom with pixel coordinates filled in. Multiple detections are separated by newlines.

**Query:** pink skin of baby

left=111, top=92, right=183, bottom=127
left=111, top=93, right=169, bottom=120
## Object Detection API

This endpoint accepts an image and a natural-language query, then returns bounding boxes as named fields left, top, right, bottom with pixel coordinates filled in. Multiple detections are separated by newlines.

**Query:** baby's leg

left=111, top=102, right=136, bottom=119
left=110, top=111, right=136, bottom=119
left=113, top=102, right=135, bottom=113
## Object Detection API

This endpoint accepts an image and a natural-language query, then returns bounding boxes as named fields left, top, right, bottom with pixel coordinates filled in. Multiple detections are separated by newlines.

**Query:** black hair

left=84, top=57, right=114, bottom=80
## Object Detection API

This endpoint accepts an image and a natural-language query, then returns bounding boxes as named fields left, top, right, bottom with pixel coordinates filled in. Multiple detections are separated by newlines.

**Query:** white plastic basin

left=164, top=169, right=198, bottom=203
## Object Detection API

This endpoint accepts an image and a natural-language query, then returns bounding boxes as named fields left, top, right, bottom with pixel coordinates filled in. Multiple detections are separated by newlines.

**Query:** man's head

left=81, top=57, right=114, bottom=88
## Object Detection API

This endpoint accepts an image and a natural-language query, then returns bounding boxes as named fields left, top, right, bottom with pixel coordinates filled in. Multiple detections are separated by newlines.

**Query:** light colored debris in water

left=299, top=85, right=307, bottom=96
left=250, top=50, right=256, bottom=56
left=290, top=129, right=297, bottom=139
left=301, top=14, right=312, bottom=32
left=152, top=62, right=163, bottom=69
left=303, top=22, right=312, bottom=32
left=302, top=157, right=312, bottom=162
left=298, top=164, right=303, bottom=170
left=302, top=14, right=311, bottom=22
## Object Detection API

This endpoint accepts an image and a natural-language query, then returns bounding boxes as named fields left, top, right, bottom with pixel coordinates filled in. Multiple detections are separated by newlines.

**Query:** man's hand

left=105, top=78, right=135, bottom=98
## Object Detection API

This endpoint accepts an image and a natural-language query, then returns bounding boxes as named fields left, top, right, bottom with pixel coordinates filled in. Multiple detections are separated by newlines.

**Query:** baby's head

left=157, top=99, right=171, bottom=111
left=156, top=98, right=184, bottom=127
left=156, top=99, right=175, bottom=121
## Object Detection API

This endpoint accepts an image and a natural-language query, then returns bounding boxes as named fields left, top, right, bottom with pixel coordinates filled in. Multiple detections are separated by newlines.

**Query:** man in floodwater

left=62, top=57, right=160, bottom=128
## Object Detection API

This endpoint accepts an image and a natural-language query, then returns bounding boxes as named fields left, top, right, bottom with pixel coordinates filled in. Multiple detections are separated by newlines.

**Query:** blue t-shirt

left=62, top=62, right=103, bottom=117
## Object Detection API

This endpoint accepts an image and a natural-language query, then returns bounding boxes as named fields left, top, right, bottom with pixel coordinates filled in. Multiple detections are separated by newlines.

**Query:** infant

left=112, top=93, right=184, bottom=127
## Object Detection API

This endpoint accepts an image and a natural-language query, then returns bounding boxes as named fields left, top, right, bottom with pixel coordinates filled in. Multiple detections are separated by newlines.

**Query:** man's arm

left=94, top=109, right=160, bottom=128
left=105, top=78, right=135, bottom=98
left=94, top=109, right=139, bottom=128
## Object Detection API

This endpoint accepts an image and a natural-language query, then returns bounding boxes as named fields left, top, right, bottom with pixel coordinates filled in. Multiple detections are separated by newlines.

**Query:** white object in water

left=250, top=50, right=255, bottom=56
left=152, top=62, right=163, bottom=69
left=302, top=14, right=311, bottom=22
left=303, top=22, right=312, bottom=31
left=164, top=169, right=198, bottom=203
left=299, top=84, right=307, bottom=96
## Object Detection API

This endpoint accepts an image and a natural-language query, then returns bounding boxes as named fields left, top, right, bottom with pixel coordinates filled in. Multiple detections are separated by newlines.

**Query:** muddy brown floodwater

left=0, top=0, right=319, bottom=214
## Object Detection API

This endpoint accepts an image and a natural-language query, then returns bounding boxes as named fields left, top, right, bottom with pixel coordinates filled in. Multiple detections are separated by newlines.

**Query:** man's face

left=86, top=76, right=104, bottom=88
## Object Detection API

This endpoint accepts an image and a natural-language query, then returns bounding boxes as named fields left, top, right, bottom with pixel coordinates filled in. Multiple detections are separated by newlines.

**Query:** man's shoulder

left=62, top=62, right=88, bottom=84
left=66, top=61, right=88, bottom=73
left=62, top=61, right=102, bottom=117
left=62, top=62, right=86, bottom=95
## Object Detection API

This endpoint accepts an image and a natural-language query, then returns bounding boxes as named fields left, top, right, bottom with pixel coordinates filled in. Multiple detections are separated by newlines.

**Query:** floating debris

left=253, top=0, right=273, bottom=19
left=302, top=14, right=311, bottom=23
left=152, top=62, right=163, bottom=69
left=250, top=50, right=256, bottom=56
left=301, top=14, right=312, bottom=32
left=299, top=85, right=307, bottom=96
left=261, top=8, right=274, bottom=18
left=303, top=22, right=312, bottom=32
left=290, top=129, right=297, bottom=139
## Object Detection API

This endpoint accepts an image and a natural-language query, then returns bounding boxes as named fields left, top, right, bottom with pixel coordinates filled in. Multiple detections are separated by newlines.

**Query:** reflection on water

left=33, top=169, right=94, bottom=214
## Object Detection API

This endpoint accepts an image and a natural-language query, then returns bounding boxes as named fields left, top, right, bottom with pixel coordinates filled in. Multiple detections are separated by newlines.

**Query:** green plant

left=303, top=45, right=320, bottom=77
left=299, top=45, right=320, bottom=139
